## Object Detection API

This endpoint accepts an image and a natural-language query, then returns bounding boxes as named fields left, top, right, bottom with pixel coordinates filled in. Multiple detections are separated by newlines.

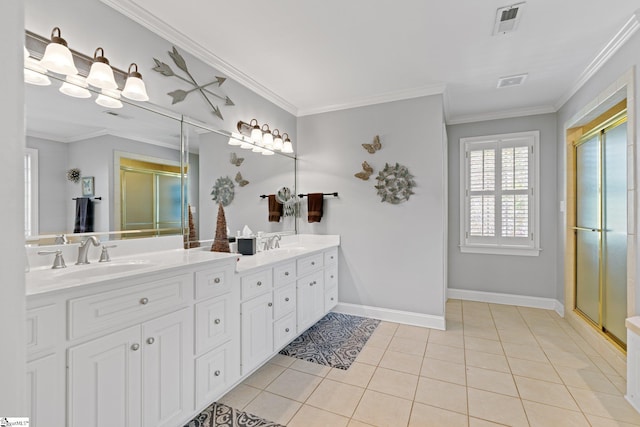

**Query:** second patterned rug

left=279, top=312, right=380, bottom=370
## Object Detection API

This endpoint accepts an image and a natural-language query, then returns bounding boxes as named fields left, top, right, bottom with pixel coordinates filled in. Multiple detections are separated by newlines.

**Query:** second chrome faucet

left=76, top=236, right=101, bottom=265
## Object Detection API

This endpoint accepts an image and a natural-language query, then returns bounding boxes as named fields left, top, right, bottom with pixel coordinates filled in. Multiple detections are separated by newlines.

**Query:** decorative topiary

left=211, top=202, right=230, bottom=252
left=184, top=204, right=200, bottom=249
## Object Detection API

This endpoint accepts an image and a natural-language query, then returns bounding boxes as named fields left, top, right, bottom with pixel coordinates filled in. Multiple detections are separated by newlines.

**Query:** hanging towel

left=73, top=197, right=94, bottom=233
left=268, top=194, right=283, bottom=222
left=307, top=193, right=324, bottom=223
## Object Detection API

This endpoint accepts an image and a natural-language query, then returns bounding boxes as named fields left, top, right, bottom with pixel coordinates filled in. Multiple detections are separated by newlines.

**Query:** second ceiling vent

left=493, top=2, right=526, bottom=35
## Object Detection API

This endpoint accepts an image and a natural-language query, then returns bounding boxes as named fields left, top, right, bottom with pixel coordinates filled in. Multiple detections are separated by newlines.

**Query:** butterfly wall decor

left=354, top=161, right=374, bottom=181
left=230, top=152, right=244, bottom=167
left=235, top=172, right=249, bottom=187
left=362, top=135, right=382, bottom=154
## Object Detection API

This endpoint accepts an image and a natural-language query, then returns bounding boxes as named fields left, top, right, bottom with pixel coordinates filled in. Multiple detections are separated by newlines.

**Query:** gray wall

left=298, top=95, right=446, bottom=317
left=447, top=114, right=558, bottom=299
left=557, top=30, right=640, bottom=307
left=26, top=136, right=69, bottom=234
left=0, top=0, right=26, bottom=415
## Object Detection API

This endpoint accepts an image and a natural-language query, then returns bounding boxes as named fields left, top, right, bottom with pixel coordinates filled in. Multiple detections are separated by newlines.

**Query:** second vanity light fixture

left=231, top=119, right=294, bottom=155
left=25, top=27, right=150, bottom=108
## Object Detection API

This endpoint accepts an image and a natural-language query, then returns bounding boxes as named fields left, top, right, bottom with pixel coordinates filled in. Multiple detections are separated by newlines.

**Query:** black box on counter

left=237, top=237, right=256, bottom=255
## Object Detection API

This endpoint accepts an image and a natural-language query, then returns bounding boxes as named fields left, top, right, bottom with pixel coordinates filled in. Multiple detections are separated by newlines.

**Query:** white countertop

left=26, top=234, right=340, bottom=297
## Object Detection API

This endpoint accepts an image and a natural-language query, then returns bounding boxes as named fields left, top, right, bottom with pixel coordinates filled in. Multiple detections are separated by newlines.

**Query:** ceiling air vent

left=497, top=73, right=528, bottom=88
left=493, top=2, right=526, bottom=35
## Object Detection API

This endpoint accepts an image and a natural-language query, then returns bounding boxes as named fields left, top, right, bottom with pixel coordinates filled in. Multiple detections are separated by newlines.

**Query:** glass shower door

left=575, top=136, right=601, bottom=325
left=603, top=122, right=627, bottom=344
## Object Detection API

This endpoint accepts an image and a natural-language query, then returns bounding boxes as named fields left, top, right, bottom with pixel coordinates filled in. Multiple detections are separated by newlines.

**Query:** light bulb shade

left=95, top=88, right=123, bottom=109
left=272, top=129, right=283, bottom=150
left=228, top=132, right=243, bottom=146
left=250, top=126, right=262, bottom=144
left=87, top=48, right=118, bottom=90
left=24, top=68, right=51, bottom=86
left=59, top=75, right=91, bottom=98
left=40, top=27, right=78, bottom=76
left=262, top=132, right=273, bottom=148
left=282, top=138, right=294, bottom=153
left=122, top=63, right=149, bottom=101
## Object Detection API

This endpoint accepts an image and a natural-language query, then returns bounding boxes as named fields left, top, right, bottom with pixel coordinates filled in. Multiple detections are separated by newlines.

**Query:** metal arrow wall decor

left=153, top=46, right=234, bottom=120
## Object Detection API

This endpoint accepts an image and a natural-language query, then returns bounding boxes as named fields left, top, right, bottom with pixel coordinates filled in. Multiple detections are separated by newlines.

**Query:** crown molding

left=297, top=83, right=447, bottom=117
left=100, top=0, right=299, bottom=116
left=555, top=9, right=640, bottom=111
left=446, top=104, right=556, bottom=125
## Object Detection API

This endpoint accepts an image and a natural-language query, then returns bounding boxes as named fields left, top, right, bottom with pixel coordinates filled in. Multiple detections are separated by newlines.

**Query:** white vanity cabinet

left=68, top=307, right=192, bottom=427
left=297, top=253, right=326, bottom=332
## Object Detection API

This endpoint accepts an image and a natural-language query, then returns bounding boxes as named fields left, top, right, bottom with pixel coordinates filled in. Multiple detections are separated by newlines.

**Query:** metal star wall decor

left=153, top=46, right=234, bottom=120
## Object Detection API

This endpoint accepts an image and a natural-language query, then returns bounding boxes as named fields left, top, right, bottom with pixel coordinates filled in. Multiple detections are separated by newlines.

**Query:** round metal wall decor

left=211, top=176, right=235, bottom=207
left=374, top=162, right=415, bottom=204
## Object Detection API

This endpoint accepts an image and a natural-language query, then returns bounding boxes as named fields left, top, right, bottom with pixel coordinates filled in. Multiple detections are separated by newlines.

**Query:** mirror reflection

left=183, top=122, right=296, bottom=247
left=25, top=73, right=183, bottom=243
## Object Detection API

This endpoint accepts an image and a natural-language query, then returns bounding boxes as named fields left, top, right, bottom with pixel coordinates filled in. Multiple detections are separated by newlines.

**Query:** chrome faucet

left=76, top=236, right=100, bottom=265
left=263, top=235, right=281, bottom=251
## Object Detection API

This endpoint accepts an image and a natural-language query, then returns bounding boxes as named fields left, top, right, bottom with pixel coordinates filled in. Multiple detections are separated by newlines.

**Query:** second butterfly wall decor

left=353, top=134, right=416, bottom=204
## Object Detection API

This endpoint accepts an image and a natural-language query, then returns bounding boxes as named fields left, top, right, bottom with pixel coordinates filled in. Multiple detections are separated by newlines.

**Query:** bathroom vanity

left=25, top=234, right=339, bottom=427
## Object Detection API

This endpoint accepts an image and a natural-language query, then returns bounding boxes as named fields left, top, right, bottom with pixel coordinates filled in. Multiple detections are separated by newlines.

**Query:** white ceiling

left=103, top=0, right=639, bottom=123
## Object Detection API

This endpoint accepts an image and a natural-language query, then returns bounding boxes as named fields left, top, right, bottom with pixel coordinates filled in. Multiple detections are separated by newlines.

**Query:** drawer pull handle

left=140, top=297, right=149, bottom=305
left=214, top=318, right=221, bottom=325
left=131, top=343, right=140, bottom=351
left=310, top=281, right=316, bottom=286
left=214, top=278, right=221, bottom=284
left=311, top=262, right=315, bottom=266
left=284, top=272, right=289, bottom=276
left=146, top=337, right=155, bottom=345
left=268, top=302, right=273, bottom=307
left=285, top=328, right=290, bottom=333
left=257, top=281, right=262, bottom=286
left=285, top=297, right=290, bottom=302
left=331, top=297, right=335, bottom=301
left=331, top=275, right=334, bottom=279
left=214, top=370, right=221, bottom=377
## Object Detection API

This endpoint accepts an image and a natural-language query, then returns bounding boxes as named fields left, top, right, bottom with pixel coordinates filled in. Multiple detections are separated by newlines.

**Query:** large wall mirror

left=25, top=73, right=297, bottom=246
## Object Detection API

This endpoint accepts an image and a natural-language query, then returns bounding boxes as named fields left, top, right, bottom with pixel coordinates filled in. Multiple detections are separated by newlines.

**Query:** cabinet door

left=68, top=325, right=142, bottom=427
left=241, top=292, right=274, bottom=375
left=195, top=294, right=233, bottom=355
left=26, top=354, right=62, bottom=427
left=141, top=308, right=193, bottom=427
left=297, top=271, right=325, bottom=332
left=195, top=341, right=237, bottom=409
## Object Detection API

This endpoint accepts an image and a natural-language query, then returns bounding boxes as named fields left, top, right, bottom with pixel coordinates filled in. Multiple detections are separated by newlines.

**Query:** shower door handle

left=572, top=226, right=601, bottom=232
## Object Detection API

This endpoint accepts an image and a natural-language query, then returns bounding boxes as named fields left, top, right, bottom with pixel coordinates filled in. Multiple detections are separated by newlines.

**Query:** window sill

left=459, top=245, right=541, bottom=257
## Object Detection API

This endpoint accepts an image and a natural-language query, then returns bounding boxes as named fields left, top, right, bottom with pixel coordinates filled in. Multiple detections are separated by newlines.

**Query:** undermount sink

left=55, top=260, right=155, bottom=280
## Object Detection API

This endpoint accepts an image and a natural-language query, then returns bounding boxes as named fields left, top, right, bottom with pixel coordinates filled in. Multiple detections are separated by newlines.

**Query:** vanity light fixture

left=261, top=124, right=274, bottom=149
left=39, top=27, right=78, bottom=76
left=121, top=63, right=149, bottom=101
left=59, top=74, right=91, bottom=98
left=281, top=133, right=294, bottom=153
left=95, top=88, right=123, bottom=109
left=24, top=47, right=51, bottom=86
left=249, top=119, right=262, bottom=143
left=86, top=47, right=118, bottom=90
left=272, top=129, right=283, bottom=151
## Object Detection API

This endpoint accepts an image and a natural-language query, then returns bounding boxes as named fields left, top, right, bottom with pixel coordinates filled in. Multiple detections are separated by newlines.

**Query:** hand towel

left=268, top=194, right=283, bottom=222
left=307, top=193, right=324, bottom=223
left=73, top=197, right=94, bottom=233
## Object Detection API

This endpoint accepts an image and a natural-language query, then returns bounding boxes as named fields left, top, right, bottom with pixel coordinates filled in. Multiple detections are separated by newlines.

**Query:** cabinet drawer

left=68, top=273, right=189, bottom=340
left=324, top=248, right=338, bottom=266
left=273, top=261, right=296, bottom=287
left=325, top=266, right=338, bottom=290
left=273, top=312, right=297, bottom=350
left=325, top=286, right=338, bottom=311
left=195, top=342, right=236, bottom=409
left=26, top=304, right=57, bottom=359
left=241, top=268, right=272, bottom=300
left=297, top=253, right=323, bottom=276
left=273, top=282, right=296, bottom=320
left=195, top=266, right=232, bottom=300
left=195, top=294, right=233, bottom=355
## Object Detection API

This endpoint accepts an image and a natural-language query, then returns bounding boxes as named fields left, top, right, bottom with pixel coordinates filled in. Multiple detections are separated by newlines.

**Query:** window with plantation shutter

left=460, top=131, right=540, bottom=256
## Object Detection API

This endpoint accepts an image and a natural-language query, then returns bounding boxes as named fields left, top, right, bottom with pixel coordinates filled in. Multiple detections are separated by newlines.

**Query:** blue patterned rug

left=279, top=312, right=380, bottom=370
left=184, top=402, right=284, bottom=427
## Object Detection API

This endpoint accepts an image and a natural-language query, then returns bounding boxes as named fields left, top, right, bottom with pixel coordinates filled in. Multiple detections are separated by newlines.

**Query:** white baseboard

left=447, top=288, right=565, bottom=318
left=333, top=303, right=446, bottom=330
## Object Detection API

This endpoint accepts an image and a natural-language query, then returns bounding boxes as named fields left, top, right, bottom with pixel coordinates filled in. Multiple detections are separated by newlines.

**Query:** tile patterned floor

left=218, top=300, right=638, bottom=426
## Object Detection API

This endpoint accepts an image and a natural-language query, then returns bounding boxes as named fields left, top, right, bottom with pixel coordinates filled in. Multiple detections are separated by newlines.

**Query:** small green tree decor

left=211, top=202, right=230, bottom=252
